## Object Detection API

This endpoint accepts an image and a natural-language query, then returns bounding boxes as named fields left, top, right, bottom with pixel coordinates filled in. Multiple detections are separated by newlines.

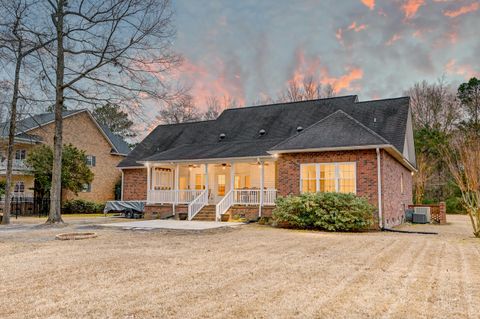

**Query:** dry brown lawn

left=1, top=215, right=479, bottom=319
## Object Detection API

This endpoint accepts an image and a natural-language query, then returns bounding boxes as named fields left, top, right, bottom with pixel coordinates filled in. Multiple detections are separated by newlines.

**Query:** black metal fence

left=0, top=196, right=50, bottom=218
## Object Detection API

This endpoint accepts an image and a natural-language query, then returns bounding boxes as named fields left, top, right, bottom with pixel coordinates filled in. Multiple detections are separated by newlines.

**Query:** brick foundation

left=143, top=204, right=187, bottom=219
left=225, top=205, right=275, bottom=221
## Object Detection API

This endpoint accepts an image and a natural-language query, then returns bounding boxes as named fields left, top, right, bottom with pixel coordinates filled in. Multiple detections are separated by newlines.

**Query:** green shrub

left=445, top=197, right=466, bottom=214
left=62, top=199, right=105, bottom=214
left=272, top=192, right=375, bottom=231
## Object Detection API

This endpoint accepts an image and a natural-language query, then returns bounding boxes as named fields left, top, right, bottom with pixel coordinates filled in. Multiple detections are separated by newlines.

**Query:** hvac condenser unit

left=412, top=207, right=431, bottom=224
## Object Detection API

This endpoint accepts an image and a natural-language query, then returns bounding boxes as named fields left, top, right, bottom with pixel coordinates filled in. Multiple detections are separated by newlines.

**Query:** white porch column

left=146, top=163, right=151, bottom=202
left=174, top=164, right=179, bottom=214
left=204, top=163, right=209, bottom=195
left=230, top=162, right=235, bottom=192
left=259, top=161, right=264, bottom=217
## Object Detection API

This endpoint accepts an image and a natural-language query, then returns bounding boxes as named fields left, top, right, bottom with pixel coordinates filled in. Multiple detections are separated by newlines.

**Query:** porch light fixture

left=272, top=153, right=279, bottom=158
left=222, top=163, right=227, bottom=170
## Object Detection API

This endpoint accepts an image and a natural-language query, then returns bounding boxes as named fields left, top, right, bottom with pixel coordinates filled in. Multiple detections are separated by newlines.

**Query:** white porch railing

left=216, top=190, right=234, bottom=220
left=0, top=159, right=32, bottom=172
left=188, top=189, right=208, bottom=220
left=147, top=190, right=203, bottom=204
left=233, top=189, right=277, bottom=205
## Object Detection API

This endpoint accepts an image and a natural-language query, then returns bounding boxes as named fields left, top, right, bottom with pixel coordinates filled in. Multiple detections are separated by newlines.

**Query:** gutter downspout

left=376, top=148, right=383, bottom=229
left=121, top=170, right=124, bottom=201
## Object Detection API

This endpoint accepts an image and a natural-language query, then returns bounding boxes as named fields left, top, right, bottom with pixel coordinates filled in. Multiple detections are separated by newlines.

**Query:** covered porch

left=145, top=159, right=277, bottom=221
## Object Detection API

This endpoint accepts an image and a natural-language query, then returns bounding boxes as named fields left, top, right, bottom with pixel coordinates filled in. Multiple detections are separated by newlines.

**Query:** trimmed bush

left=272, top=192, right=375, bottom=231
left=62, top=199, right=105, bottom=214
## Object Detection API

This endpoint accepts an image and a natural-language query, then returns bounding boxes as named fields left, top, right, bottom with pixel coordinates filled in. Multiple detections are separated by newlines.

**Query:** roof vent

left=259, top=129, right=266, bottom=136
left=219, top=133, right=226, bottom=140
left=296, top=126, right=304, bottom=132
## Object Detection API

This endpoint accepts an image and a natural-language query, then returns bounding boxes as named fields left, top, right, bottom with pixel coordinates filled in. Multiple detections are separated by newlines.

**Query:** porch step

left=192, top=205, right=216, bottom=221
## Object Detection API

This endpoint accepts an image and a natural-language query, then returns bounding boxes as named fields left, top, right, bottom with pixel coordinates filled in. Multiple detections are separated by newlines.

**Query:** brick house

left=118, top=96, right=416, bottom=228
left=0, top=109, right=130, bottom=202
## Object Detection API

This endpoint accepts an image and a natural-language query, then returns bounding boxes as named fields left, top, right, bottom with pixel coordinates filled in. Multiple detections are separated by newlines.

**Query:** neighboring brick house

left=118, top=95, right=416, bottom=228
left=0, top=109, right=130, bottom=203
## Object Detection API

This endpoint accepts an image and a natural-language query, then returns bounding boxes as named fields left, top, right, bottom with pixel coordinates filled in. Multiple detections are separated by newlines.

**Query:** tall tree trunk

left=47, top=0, right=64, bottom=223
left=1, top=50, right=22, bottom=225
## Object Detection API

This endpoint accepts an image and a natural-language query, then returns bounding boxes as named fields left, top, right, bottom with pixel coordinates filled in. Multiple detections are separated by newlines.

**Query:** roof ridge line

left=221, top=95, right=358, bottom=111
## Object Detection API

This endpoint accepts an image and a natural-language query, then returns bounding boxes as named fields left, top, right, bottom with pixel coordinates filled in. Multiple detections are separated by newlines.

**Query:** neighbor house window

left=14, top=181, right=25, bottom=193
left=82, top=183, right=92, bottom=192
left=86, top=155, right=96, bottom=166
left=15, top=149, right=26, bottom=160
left=300, top=162, right=356, bottom=194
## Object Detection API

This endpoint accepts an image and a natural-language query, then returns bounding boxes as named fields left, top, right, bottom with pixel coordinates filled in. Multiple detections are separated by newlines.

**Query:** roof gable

left=0, top=109, right=131, bottom=155
left=270, top=110, right=389, bottom=152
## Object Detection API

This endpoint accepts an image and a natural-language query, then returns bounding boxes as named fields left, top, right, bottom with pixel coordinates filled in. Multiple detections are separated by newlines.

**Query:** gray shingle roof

left=118, top=95, right=412, bottom=167
left=0, top=109, right=131, bottom=155
left=270, top=110, right=390, bottom=151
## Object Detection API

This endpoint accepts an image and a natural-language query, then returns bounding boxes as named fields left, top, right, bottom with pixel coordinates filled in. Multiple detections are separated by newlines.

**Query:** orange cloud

left=444, top=2, right=479, bottom=17
left=348, top=21, right=367, bottom=32
left=172, top=58, right=246, bottom=108
left=286, top=49, right=363, bottom=94
left=321, top=68, right=364, bottom=93
left=385, top=34, right=402, bottom=46
left=402, top=0, right=425, bottom=19
left=361, top=0, right=375, bottom=10
left=445, top=59, right=478, bottom=79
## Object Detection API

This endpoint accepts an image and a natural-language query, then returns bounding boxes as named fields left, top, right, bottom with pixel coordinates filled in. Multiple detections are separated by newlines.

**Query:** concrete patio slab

left=99, top=219, right=245, bottom=231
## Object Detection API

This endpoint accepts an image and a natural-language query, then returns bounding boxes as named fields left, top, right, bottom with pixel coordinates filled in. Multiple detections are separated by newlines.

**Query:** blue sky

left=170, top=0, right=479, bottom=109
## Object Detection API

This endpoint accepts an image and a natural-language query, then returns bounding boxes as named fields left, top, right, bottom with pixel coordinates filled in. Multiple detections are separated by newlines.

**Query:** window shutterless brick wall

left=122, top=168, right=147, bottom=200
left=381, top=150, right=413, bottom=227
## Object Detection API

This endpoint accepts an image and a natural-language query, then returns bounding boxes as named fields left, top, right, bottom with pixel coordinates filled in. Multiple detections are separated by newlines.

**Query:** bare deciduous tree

left=157, top=94, right=201, bottom=124
left=40, top=0, right=180, bottom=223
left=442, top=131, right=480, bottom=237
left=0, top=0, right=54, bottom=224
left=203, top=96, right=221, bottom=120
left=278, top=76, right=336, bottom=102
left=405, top=78, right=460, bottom=132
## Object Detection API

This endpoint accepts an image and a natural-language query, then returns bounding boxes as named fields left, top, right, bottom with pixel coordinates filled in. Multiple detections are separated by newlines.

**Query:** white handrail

left=188, top=190, right=208, bottom=220
left=233, top=189, right=277, bottom=205
left=147, top=190, right=203, bottom=204
left=216, top=190, right=233, bottom=221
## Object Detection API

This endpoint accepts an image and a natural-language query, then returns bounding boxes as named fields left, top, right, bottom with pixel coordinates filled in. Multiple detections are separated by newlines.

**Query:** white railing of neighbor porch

left=147, top=190, right=203, bottom=204
left=188, top=189, right=208, bottom=220
left=216, top=190, right=233, bottom=220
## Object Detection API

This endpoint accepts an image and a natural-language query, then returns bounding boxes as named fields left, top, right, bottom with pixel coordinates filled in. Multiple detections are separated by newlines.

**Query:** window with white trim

left=85, top=155, right=96, bottom=166
left=82, top=183, right=92, bottom=192
left=300, top=162, right=356, bottom=194
left=14, top=181, right=25, bottom=193
left=15, top=149, right=26, bottom=160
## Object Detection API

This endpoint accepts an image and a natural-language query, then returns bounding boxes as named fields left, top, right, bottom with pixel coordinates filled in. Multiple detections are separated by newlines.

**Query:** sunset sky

left=170, top=0, right=479, bottom=108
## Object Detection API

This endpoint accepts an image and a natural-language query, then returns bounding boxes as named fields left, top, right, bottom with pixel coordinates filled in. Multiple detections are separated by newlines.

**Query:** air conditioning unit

left=412, top=207, right=431, bottom=224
